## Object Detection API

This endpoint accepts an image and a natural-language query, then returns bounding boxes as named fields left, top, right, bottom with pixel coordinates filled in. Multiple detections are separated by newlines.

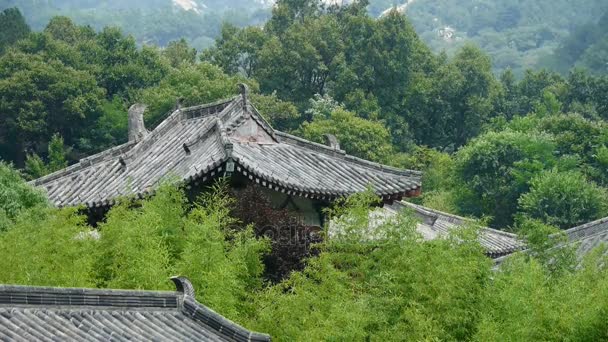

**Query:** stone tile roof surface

left=562, top=217, right=608, bottom=256
left=491, top=217, right=608, bottom=268
left=387, top=202, right=523, bottom=258
left=0, top=277, right=270, bottom=342
left=32, top=89, right=421, bottom=208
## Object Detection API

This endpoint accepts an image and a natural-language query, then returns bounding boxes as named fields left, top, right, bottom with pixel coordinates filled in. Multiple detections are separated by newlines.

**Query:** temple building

left=0, top=277, right=270, bottom=341
left=32, top=84, right=422, bottom=228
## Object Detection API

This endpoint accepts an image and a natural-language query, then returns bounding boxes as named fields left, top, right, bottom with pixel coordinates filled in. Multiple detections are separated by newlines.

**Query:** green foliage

left=0, top=7, right=30, bottom=53
left=506, top=112, right=608, bottom=184
left=476, top=249, right=608, bottom=341
left=300, top=106, right=395, bottom=163
left=398, top=146, right=459, bottom=212
left=406, top=0, right=608, bottom=76
left=86, top=96, right=129, bottom=151
left=0, top=162, right=47, bottom=231
left=23, top=154, right=47, bottom=180
left=0, top=207, right=95, bottom=287
left=95, top=197, right=175, bottom=291
left=0, top=16, right=176, bottom=166
left=3, top=0, right=271, bottom=50
left=162, top=38, right=197, bottom=68
left=455, top=130, right=556, bottom=227
left=405, top=44, right=500, bottom=149
left=24, top=133, right=68, bottom=179
left=0, top=180, right=269, bottom=317
left=516, top=218, right=576, bottom=274
left=518, top=170, right=608, bottom=229
left=1, top=179, right=608, bottom=340
left=0, top=50, right=105, bottom=165
left=140, top=62, right=248, bottom=126
left=250, top=92, right=301, bottom=131
left=251, top=190, right=491, bottom=340
left=177, top=183, right=269, bottom=319
left=47, top=133, right=68, bottom=171
left=548, top=11, right=608, bottom=74
left=201, top=24, right=268, bottom=77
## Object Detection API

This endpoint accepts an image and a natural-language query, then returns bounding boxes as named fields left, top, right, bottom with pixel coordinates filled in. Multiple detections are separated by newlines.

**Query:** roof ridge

left=31, top=140, right=137, bottom=186
left=180, top=96, right=237, bottom=120
left=398, top=201, right=519, bottom=239
left=275, top=130, right=346, bottom=155
left=275, top=131, right=421, bottom=178
left=247, top=101, right=277, bottom=140
left=0, top=284, right=178, bottom=309
left=173, top=277, right=271, bottom=342
left=563, top=216, right=608, bottom=240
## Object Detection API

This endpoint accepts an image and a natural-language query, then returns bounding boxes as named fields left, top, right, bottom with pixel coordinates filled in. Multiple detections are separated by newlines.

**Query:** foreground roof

left=0, top=277, right=270, bottom=342
left=386, top=202, right=523, bottom=258
left=32, top=86, right=421, bottom=208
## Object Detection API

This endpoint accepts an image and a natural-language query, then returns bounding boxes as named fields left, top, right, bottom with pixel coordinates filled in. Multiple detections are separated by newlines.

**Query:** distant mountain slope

left=0, top=0, right=271, bottom=50
left=2, top=0, right=607, bottom=75
left=544, top=11, right=608, bottom=75
left=402, top=0, right=608, bottom=75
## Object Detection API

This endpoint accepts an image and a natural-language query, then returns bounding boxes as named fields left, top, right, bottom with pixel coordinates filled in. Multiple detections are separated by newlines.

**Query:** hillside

left=3, top=0, right=608, bottom=75
left=403, top=0, right=608, bottom=75
left=0, top=0, right=272, bottom=49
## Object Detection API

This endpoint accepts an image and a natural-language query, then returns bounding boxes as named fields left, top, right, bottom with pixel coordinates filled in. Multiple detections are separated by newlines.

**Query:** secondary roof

left=386, top=202, right=523, bottom=258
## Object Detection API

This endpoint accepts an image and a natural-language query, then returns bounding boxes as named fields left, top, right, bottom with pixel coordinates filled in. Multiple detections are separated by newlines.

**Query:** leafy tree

left=0, top=207, right=95, bottom=287
left=404, top=45, right=499, bottom=150
left=516, top=218, right=576, bottom=274
left=250, top=190, right=490, bottom=340
left=506, top=113, right=608, bottom=185
left=47, top=133, right=68, bottom=171
left=24, top=133, right=68, bottom=179
left=177, top=183, right=269, bottom=319
left=300, top=106, right=395, bottom=163
left=455, top=130, right=556, bottom=227
left=86, top=96, right=129, bottom=153
left=0, top=51, right=105, bottom=165
left=140, top=62, right=248, bottom=126
left=0, top=162, right=47, bottom=231
left=162, top=38, right=197, bottom=68
left=95, top=27, right=170, bottom=97
left=0, top=7, right=30, bottom=53
left=398, top=146, right=458, bottom=212
left=201, top=24, right=267, bottom=77
left=518, top=170, right=608, bottom=229
left=476, top=243, right=608, bottom=341
left=256, top=14, right=344, bottom=107
left=250, top=92, right=301, bottom=131
left=95, top=199, right=174, bottom=291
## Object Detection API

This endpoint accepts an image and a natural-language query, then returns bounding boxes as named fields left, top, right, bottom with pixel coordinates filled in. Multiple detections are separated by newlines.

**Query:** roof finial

left=128, top=104, right=148, bottom=142
left=175, top=97, right=184, bottom=110
left=324, top=134, right=340, bottom=150
left=238, top=83, right=249, bottom=110
left=170, top=276, right=196, bottom=297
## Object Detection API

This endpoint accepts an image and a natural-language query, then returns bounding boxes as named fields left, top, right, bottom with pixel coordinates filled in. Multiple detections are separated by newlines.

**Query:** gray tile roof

left=494, top=216, right=608, bottom=265
left=562, top=217, right=608, bottom=256
left=0, top=277, right=270, bottom=342
left=32, top=88, right=421, bottom=208
left=387, top=202, right=523, bottom=258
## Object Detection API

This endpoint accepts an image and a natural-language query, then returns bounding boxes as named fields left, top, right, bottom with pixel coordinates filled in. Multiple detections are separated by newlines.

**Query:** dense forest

left=4, top=0, right=608, bottom=75
left=2, top=0, right=608, bottom=339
